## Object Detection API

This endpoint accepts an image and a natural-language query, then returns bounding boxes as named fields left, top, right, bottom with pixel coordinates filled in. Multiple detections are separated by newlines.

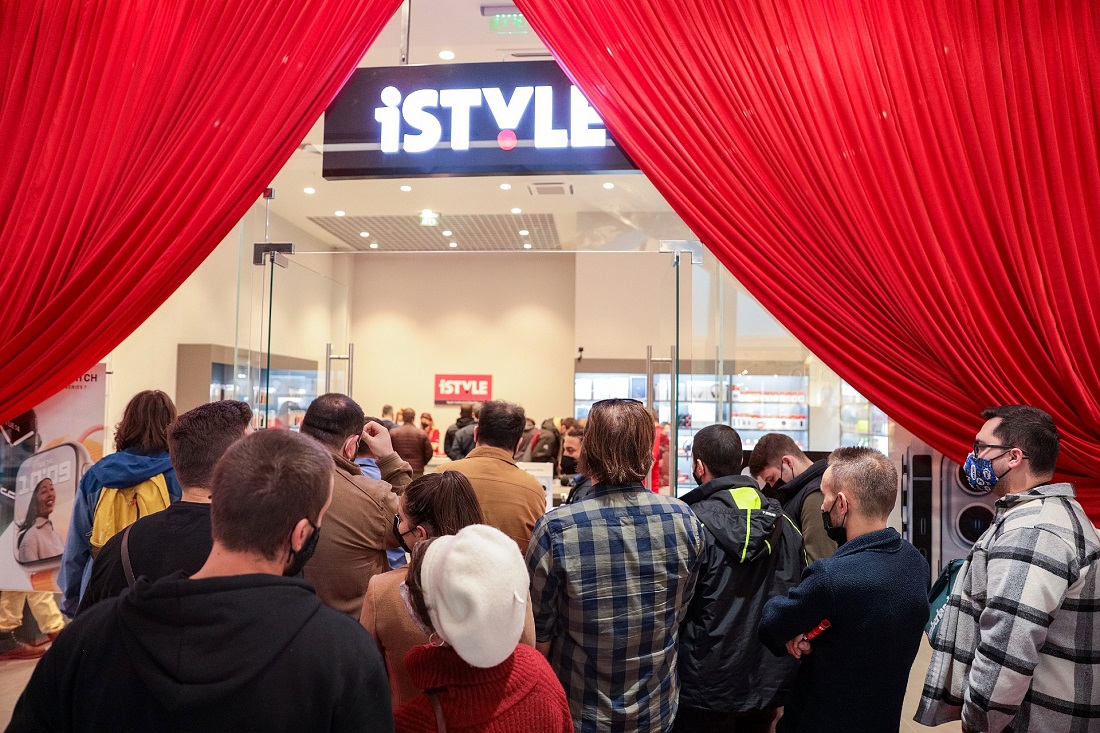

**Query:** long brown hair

left=404, top=471, right=485, bottom=537
left=578, top=399, right=654, bottom=485
left=114, top=390, right=176, bottom=452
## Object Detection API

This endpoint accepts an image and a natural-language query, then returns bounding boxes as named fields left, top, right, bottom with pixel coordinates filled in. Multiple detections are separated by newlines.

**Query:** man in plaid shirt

left=527, top=399, right=705, bottom=733
left=916, top=405, right=1100, bottom=732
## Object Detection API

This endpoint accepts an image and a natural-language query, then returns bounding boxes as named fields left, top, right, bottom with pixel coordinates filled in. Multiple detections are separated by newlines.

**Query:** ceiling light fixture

left=359, top=231, right=369, bottom=237
left=602, top=182, right=615, bottom=190
left=449, top=242, right=458, bottom=248
left=523, top=243, right=532, bottom=249
left=369, top=243, right=379, bottom=249
left=439, top=50, right=455, bottom=60
left=511, top=207, right=522, bottom=214
left=400, top=185, right=412, bottom=192
left=303, top=187, right=316, bottom=194
left=500, top=183, right=512, bottom=190
left=519, top=229, right=529, bottom=236
left=335, top=210, right=346, bottom=217
left=442, top=230, right=453, bottom=236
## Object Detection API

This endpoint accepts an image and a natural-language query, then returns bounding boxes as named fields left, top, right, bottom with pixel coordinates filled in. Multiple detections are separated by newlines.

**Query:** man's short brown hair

left=168, top=400, right=252, bottom=489
left=210, top=430, right=332, bottom=561
left=747, top=433, right=809, bottom=478
left=579, top=399, right=654, bottom=485
left=401, top=407, right=416, bottom=424
left=827, top=446, right=897, bottom=520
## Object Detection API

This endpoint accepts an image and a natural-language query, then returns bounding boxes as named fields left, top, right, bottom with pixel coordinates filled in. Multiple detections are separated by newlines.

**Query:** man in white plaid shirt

left=916, top=405, right=1100, bottom=732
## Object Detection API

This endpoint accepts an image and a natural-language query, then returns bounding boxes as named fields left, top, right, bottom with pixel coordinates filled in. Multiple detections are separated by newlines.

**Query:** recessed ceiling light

left=500, top=183, right=512, bottom=190
left=523, top=243, right=532, bottom=249
left=303, top=187, right=316, bottom=195
left=442, top=230, right=452, bottom=236
left=511, top=207, right=522, bottom=214
left=359, top=231, right=369, bottom=237
left=400, top=185, right=412, bottom=192
left=449, top=242, right=458, bottom=248
left=335, top=210, right=346, bottom=217
left=519, top=229, right=529, bottom=236
left=439, top=50, right=455, bottom=61
left=369, top=242, right=379, bottom=249
left=602, top=182, right=615, bottom=190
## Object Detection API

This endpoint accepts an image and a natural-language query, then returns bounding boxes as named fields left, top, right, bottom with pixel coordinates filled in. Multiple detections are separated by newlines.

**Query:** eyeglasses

left=972, top=440, right=1014, bottom=457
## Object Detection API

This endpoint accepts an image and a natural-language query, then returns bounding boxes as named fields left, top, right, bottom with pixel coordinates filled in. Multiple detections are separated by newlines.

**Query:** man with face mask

left=561, top=428, right=595, bottom=504
left=675, top=425, right=804, bottom=733
left=759, top=446, right=929, bottom=733
left=9, top=429, right=395, bottom=732
left=916, top=405, right=1100, bottom=733
left=300, top=393, right=412, bottom=617
left=748, top=434, right=838, bottom=563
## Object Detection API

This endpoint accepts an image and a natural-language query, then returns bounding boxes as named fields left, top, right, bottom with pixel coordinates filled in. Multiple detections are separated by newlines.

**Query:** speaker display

left=939, top=457, right=996, bottom=568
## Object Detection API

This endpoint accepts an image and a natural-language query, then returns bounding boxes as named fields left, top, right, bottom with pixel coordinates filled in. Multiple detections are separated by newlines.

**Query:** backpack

left=88, top=474, right=171, bottom=557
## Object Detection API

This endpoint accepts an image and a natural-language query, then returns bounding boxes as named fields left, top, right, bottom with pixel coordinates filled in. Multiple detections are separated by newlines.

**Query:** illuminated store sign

left=324, top=61, right=635, bottom=178
left=435, top=374, right=493, bottom=404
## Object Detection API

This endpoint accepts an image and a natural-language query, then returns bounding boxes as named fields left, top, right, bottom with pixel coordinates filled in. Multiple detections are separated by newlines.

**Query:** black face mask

left=421, top=422, right=430, bottom=429
left=392, top=514, right=415, bottom=554
left=692, top=468, right=704, bottom=486
left=285, top=522, right=320, bottom=577
left=560, top=455, right=578, bottom=476
left=821, top=500, right=847, bottom=546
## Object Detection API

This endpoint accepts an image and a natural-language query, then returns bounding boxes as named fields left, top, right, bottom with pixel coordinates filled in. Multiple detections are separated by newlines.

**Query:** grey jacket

left=915, top=483, right=1100, bottom=732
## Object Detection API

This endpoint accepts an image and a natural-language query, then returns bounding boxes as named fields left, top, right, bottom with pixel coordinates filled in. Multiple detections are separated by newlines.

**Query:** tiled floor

left=0, top=635, right=963, bottom=731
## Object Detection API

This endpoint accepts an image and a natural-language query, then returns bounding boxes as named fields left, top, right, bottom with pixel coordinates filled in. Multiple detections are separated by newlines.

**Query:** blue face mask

left=963, top=451, right=1010, bottom=493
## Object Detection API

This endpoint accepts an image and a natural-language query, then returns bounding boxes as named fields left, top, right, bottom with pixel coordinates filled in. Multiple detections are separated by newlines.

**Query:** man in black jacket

left=9, top=429, right=394, bottom=733
left=675, top=425, right=804, bottom=733
left=749, top=433, right=839, bottom=561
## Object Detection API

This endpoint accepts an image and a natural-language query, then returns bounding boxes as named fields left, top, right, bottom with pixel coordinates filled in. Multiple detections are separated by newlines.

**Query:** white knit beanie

left=420, top=524, right=529, bottom=668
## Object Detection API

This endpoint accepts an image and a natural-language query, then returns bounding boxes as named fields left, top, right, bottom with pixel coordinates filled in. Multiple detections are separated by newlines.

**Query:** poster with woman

left=0, top=365, right=105, bottom=591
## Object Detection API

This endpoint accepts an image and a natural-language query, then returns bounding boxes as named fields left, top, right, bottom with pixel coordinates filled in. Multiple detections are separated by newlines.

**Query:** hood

left=455, top=416, right=476, bottom=429
left=540, top=418, right=558, bottom=431
left=682, top=475, right=783, bottom=562
left=777, top=458, right=828, bottom=505
left=90, top=448, right=173, bottom=488
left=117, top=573, right=323, bottom=712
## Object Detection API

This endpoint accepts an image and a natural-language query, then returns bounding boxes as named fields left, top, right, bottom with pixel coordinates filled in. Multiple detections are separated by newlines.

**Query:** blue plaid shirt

left=526, top=482, right=705, bottom=733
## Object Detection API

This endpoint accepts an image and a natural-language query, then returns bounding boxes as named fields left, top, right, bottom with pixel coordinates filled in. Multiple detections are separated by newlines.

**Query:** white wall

left=348, top=252, right=575, bottom=428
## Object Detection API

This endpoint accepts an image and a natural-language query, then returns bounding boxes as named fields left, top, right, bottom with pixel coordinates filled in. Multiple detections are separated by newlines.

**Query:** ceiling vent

left=504, top=50, right=553, bottom=59
left=527, top=181, right=574, bottom=196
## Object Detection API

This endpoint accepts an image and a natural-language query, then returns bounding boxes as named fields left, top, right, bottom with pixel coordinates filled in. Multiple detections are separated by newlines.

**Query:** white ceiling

left=265, top=0, right=689, bottom=253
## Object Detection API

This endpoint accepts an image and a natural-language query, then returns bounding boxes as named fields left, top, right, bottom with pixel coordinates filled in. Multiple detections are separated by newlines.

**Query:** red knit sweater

left=395, top=643, right=574, bottom=733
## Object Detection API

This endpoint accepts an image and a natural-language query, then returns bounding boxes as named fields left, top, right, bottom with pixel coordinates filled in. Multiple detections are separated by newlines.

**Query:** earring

left=428, top=633, right=445, bottom=647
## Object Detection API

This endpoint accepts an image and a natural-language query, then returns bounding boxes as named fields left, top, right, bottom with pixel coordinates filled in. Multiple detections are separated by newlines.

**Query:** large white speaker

left=939, top=456, right=996, bottom=566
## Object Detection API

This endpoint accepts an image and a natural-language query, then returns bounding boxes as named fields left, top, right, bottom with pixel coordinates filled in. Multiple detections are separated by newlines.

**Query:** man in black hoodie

left=749, top=433, right=840, bottom=562
left=675, top=425, right=804, bottom=733
left=9, top=429, right=394, bottom=733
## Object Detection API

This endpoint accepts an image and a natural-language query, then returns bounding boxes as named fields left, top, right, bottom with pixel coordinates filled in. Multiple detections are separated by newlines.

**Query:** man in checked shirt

left=526, top=398, right=705, bottom=733
left=916, top=404, right=1100, bottom=732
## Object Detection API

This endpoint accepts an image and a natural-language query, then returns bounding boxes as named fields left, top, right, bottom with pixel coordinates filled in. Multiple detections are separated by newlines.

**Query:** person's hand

left=785, top=635, right=812, bottom=659
left=360, top=422, right=394, bottom=458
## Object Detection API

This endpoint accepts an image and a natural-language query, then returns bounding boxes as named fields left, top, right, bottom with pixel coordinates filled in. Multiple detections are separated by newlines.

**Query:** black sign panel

left=323, top=61, right=636, bottom=179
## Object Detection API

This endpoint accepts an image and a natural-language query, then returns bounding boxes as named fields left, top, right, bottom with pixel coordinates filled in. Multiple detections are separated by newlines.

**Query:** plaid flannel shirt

left=526, top=482, right=705, bottom=733
left=916, top=483, right=1100, bottom=732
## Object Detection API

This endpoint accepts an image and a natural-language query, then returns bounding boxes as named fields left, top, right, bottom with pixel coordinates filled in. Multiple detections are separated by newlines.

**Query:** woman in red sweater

left=396, top=524, right=573, bottom=733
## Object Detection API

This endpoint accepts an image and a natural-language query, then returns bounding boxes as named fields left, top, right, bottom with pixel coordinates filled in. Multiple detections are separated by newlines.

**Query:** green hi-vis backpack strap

left=88, top=474, right=170, bottom=557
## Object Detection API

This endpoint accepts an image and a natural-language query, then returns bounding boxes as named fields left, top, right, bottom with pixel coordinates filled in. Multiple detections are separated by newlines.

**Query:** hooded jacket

left=9, top=572, right=394, bottom=732
left=678, top=475, right=804, bottom=714
left=59, top=448, right=182, bottom=615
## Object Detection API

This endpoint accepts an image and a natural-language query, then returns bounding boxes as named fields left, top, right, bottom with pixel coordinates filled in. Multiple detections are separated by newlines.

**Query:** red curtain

left=514, top=0, right=1100, bottom=515
left=0, top=0, right=399, bottom=423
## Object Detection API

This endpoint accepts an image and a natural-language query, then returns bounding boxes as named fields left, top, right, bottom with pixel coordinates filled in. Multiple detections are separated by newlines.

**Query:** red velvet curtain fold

left=0, top=0, right=400, bottom=423
left=514, top=0, right=1100, bottom=513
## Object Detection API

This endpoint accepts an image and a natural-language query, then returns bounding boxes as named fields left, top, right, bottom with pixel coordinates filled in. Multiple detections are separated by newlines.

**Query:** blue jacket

left=59, top=448, right=181, bottom=616
left=759, top=527, right=929, bottom=733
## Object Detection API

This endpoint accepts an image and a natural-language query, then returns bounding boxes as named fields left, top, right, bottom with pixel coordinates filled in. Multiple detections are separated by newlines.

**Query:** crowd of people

left=5, top=392, right=1098, bottom=733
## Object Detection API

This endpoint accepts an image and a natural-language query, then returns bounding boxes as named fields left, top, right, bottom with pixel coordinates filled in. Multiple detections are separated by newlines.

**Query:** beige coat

left=304, top=450, right=411, bottom=617
left=439, top=445, right=546, bottom=555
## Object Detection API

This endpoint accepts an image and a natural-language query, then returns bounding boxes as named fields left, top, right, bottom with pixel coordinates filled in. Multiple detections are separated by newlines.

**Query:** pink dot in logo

left=497, top=129, right=518, bottom=151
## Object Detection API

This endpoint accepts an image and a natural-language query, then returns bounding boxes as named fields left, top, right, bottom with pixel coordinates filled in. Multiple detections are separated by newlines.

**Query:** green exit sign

left=489, top=13, right=529, bottom=34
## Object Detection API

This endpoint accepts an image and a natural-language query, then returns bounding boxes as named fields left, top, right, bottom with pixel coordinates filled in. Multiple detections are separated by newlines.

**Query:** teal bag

left=926, top=558, right=965, bottom=640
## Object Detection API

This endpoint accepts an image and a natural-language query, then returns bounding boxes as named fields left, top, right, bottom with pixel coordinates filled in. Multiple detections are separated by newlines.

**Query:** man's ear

left=341, top=434, right=358, bottom=460
left=289, top=517, right=312, bottom=554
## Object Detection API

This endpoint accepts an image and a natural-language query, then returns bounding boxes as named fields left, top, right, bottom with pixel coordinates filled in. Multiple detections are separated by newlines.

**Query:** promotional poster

left=0, top=365, right=106, bottom=592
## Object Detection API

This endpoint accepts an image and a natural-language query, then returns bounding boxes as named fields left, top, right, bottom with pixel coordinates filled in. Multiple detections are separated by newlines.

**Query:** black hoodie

left=9, top=573, right=394, bottom=733
left=677, top=475, right=805, bottom=715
